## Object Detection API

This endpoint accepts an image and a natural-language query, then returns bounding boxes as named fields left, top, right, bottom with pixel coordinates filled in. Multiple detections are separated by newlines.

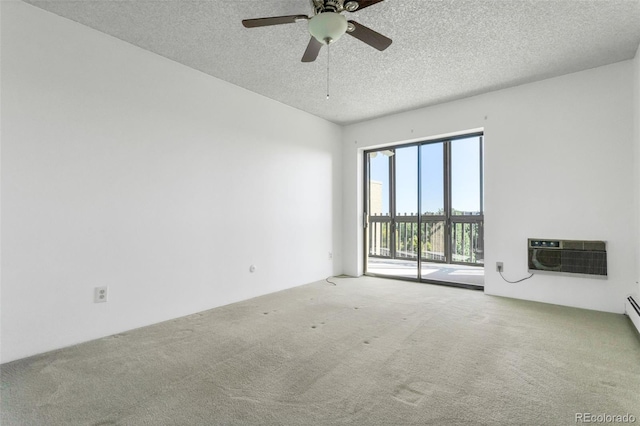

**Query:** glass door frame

left=363, top=132, right=484, bottom=290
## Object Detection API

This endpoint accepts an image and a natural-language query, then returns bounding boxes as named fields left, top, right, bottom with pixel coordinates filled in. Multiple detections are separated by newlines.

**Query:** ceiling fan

left=242, top=0, right=392, bottom=63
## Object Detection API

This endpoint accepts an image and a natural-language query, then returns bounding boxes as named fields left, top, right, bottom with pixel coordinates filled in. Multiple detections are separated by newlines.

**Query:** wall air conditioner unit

left=527, top=239, right=607, bottom=278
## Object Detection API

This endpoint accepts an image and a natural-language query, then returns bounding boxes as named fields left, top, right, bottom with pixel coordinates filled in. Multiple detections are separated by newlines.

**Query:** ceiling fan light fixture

left=308, top=12, right=348, bottom=45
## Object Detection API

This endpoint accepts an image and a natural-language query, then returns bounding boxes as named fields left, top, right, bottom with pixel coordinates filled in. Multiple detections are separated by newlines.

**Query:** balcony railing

left=368, top=213, right=484, bottom=265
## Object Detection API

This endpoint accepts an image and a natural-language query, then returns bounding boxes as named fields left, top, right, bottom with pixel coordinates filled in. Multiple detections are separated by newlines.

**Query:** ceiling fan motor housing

left=314, top=0, right=341, bottom=14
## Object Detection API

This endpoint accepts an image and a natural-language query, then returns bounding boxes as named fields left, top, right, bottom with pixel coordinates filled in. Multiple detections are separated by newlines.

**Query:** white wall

left=343, top=61, right=636, bottom=314
left=1, top=1, right=342, bottom=363
left=634, top=43, right=640, bottom=298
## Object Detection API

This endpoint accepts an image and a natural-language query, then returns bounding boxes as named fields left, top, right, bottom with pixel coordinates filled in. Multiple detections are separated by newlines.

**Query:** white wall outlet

left=496, top=262, right=504, bottom=272
left=94, top=286, right=108, bottom=303
left=328, top=252, right=333, bottom=259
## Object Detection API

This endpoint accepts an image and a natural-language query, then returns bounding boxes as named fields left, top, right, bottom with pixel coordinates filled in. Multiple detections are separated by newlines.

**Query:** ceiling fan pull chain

left=326, top=44, right=330, bottom=100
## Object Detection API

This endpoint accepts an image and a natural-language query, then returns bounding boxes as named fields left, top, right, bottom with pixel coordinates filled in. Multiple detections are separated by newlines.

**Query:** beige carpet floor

left=2, top=276, right=640, bottom=425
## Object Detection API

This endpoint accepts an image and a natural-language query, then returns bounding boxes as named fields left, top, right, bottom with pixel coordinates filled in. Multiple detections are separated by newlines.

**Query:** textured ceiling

left=23, top=0, right=640, bottom=125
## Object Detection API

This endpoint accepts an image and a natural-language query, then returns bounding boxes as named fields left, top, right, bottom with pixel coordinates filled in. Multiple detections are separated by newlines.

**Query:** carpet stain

left=466, top=313, right=487, bottom=322
left=174, top=329, right=194, bottom=338
left=392, top=382, right=428, bottom=406
left=230, top=395, right=262, bottom=403
left=108, top=333, right=127, bottom=339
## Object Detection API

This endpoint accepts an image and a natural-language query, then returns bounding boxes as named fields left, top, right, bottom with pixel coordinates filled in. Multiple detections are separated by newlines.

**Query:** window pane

left=394, top=146, right=418, bottom=265
left=451, top=137, right=481, bottom=215
left=450, top=221, right=484, bottom=264
left=421, top=220, right=445, bottom=261
left=368, top=221, right=390, bottom=257
left=394, top=146, right=418, bottom=217
left=368, top=152, right=390, bottom=216
left=420, top=143, right=444, bottom=215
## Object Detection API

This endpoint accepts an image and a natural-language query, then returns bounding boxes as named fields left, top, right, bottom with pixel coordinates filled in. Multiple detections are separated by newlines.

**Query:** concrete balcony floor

left=366, top=258, right=484, bottom=287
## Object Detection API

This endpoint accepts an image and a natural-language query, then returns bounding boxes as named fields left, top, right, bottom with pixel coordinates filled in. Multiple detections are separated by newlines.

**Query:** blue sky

left=370, top=136, right=482, bottom=215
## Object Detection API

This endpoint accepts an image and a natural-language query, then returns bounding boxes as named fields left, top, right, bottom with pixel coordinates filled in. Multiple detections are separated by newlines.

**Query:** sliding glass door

left=365, top=146, right=418, bottom=279
left=365, top=134, right=484, bottom=287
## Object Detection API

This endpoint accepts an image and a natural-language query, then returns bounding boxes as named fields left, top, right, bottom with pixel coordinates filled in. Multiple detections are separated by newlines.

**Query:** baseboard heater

left=626, top=296, right=640, bottom=337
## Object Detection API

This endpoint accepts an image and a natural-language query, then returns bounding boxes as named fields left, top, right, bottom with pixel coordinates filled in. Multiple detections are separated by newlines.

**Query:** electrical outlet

left=94, top=286, right=108, bottom=303
left=328, top=252, right=333, bottom=259
left=496, top=262, right=504, bottom=272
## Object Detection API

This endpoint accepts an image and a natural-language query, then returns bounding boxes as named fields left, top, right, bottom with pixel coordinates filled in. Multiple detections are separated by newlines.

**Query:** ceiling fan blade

left=350, top=0, right=384, bottom=11
left=242, top=15, right=308, bottom=28
left=347, top=20, right=392, bottom=51
left=302, top=37, right=323, bottom=62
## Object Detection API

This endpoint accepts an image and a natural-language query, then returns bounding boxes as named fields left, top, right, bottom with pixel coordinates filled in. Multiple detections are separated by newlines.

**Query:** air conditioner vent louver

left=528, top=239, right=607, bottom=278
left=562, top=240, right=584, bottom=250
left=583, top=241, right=606, bottom=252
